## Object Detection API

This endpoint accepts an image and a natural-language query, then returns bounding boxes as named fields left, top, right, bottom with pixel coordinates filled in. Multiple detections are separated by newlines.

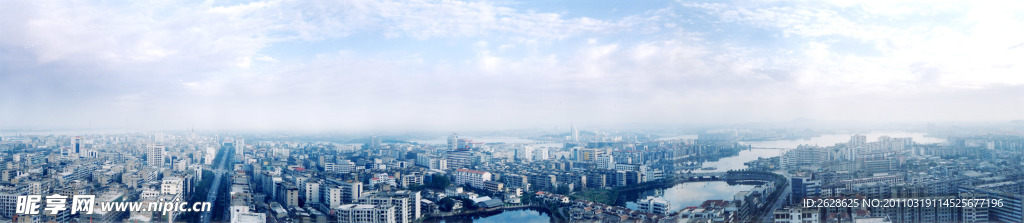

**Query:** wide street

left=201, top=146, right=232, bottom=223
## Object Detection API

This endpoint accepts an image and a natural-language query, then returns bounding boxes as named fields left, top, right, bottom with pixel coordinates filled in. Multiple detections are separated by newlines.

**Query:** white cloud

left=1, top=0, right=1023, bottom=131
left=683, top=1, right=1024, bottom=91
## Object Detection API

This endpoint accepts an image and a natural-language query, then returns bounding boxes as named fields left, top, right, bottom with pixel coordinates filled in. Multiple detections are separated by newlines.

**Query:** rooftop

left=337, top=204, right=379, bottom=210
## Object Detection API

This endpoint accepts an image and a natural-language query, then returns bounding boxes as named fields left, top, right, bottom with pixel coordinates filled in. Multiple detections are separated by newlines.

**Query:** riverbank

left=420, top=205, right=555, bottom=223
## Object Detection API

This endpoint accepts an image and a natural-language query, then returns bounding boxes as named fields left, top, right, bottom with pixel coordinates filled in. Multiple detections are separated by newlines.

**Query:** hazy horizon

left=3, top=1, right=1024, bottom=132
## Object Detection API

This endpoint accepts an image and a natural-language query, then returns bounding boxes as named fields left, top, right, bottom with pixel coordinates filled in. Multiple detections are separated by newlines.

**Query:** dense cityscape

left=4, top=0, right=1024, bottom=222
left=2, top=124, right=1024, bottom=222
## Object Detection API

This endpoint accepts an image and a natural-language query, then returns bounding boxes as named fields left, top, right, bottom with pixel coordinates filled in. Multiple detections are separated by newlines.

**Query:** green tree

left=556, top=185, right=570, bottom=195
left=428, top=174, right=451, bottom=190
left=439, top=198, right=456, bottom=212
left=523, top=192, right=536, bottom=204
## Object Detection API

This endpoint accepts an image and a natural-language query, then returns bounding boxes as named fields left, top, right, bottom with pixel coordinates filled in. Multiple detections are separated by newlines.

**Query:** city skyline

left=2, top=0, right=1024, bottom=132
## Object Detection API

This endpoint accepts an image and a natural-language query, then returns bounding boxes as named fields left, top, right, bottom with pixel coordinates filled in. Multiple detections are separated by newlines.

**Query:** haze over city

left=2, top=0, right=1024, bottom=132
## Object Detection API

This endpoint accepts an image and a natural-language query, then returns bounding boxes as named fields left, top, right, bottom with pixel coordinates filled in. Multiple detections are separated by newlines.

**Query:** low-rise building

left=637, top=196, right=670, bottom=215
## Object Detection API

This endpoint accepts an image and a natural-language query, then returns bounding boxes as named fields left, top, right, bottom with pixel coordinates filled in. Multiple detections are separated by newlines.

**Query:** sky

left=1, top=0, right=1023, bottom=132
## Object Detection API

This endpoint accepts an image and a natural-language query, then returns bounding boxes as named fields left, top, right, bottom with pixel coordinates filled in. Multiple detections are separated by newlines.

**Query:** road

left=201, top=147, right=232, bottom=223
left=221, top=170, right=233, bottom=222
left=758, top=174, right=792, bottom=222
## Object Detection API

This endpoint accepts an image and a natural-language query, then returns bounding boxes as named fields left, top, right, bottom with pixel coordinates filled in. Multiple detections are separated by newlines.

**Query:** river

left=625, top=147, right=777, bottom=212
left=693, top=148, right=783, bottom=173
left=424, top=208, right=553, bottom=223
left=627, top=181, right=757, bottom=213
left=628, top=131, right=944, bottom=214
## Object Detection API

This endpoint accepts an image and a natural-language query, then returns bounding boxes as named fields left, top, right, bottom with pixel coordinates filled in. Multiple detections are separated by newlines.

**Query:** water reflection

left=628, top=181, right=757, bottom=213
left=628, top=148, right=773, bottom=214
left=635, top=131, right=943, bottom=215
left=693, top=148, right=783, bottom=173
left=425, top=208, right=552, bottom=223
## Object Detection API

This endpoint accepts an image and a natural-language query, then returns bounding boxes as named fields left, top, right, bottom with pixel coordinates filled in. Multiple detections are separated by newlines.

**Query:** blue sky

left=1, top=0, right=1023, bottom=132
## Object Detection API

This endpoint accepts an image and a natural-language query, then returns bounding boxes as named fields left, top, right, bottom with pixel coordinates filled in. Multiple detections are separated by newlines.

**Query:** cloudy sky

left=1, top=0, right=1023, bottom=132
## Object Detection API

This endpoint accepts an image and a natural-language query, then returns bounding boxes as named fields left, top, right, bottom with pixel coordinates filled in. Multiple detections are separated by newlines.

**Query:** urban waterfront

left=456, top=132, right=951, bottom=221
left=692, top=148, right=784, bottom=173
left=627, top=181, right=757, bottom=213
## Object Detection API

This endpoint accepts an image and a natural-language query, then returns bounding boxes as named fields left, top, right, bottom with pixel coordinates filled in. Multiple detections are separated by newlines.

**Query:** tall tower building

left=148, top=144, right=165, bottom=168
left=74, top=137, right=83, bottom=157
left=235, top=137, right=245, bottom=158
left=571, top=124, right=579, bottom=142
left=447, top=133, right=459, bottom=151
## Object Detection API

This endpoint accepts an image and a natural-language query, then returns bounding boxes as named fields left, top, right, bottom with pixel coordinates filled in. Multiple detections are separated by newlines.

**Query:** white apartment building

left=637, top=196, right=671, bottom=215
left=453, top=169, right=492, bottom=189
left=336, top=204, right=396, bottom=223
left=305, top=181, right=321, bottom=205
left=161, top=177, right=184, bottom=195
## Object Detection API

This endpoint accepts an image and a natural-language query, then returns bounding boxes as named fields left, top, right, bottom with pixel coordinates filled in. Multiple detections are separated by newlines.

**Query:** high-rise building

left=447, top=133, right=459, bottom=151
left=597, top=152, right=615, bottom=170
left=284, top=185, right=299, bottom=207
left=571, top=124, right=579, bottom=142
left=235, top=137, right=245, bottom=158
left=959, top=184, right=1013, bottom=222
left=960, top=193, right=990, bottom=223
left=780, top=145, right=827, bottom=170
left=515, top=146, right=533, bottom=161
left=147, top=144, right=165, bottom=168
left=790, top=177, right=820, bottom=203
left=205, top=146, right=217, bottom=165
left=305, top=181, right=321, bottom=205
left=74, top=137, right=84, bottom=157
